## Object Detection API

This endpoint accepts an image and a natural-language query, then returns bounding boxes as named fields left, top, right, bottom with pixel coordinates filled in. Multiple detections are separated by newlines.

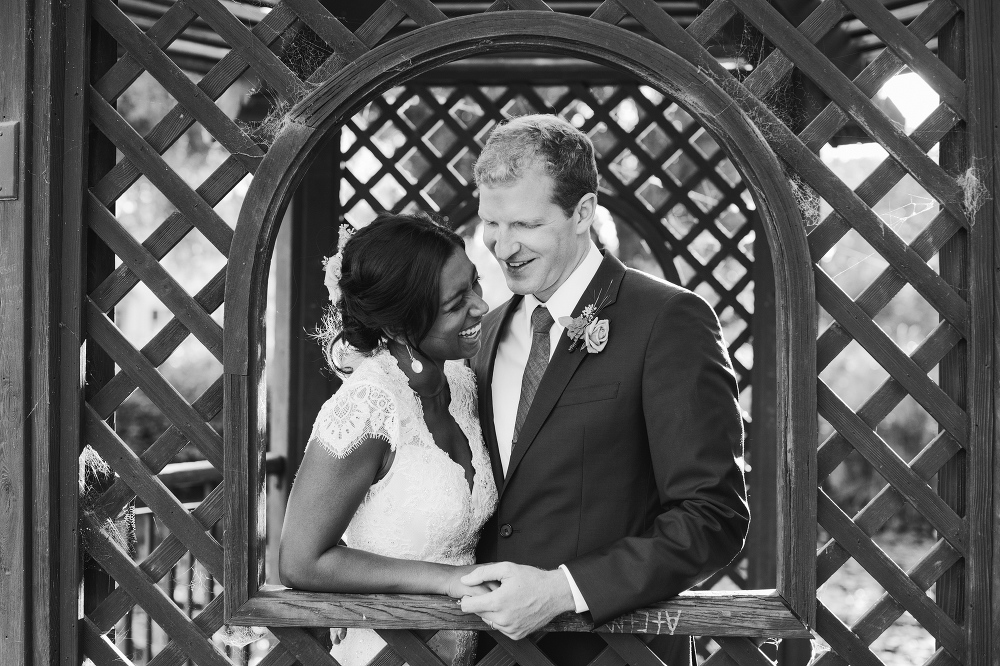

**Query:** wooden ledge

left=230, top=587, right=812, bottom=638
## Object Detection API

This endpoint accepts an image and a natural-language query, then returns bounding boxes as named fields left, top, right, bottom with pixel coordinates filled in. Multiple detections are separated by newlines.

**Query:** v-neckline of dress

left=381, top=353, right=479, bottom=497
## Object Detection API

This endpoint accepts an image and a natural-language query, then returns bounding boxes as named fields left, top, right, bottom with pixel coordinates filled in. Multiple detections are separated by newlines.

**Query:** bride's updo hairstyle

left=316, top=211, right=465, bottom=373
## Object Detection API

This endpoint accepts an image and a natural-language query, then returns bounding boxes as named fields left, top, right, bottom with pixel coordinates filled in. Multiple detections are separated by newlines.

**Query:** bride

left=278, top=212, right=497, bottom=666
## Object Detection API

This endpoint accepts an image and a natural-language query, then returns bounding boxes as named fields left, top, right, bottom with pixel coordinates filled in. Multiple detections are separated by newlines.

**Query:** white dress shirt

left=491, top=242, right=604, bottom=613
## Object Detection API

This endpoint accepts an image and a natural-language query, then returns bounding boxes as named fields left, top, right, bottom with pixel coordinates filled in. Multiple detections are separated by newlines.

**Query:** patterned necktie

left=513, top=305, right=555, bottom=445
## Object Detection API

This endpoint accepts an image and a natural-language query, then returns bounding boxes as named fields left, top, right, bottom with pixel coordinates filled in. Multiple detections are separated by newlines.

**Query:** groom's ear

left=573, top=192, right=598, bottom=233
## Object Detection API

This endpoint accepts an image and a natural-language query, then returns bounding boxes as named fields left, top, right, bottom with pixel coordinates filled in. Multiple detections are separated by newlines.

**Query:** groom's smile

left=478, top=162, right=595, bottom=301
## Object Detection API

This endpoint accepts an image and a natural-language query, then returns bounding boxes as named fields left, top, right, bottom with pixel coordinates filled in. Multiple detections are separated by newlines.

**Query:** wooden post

left=936, top=8, right=968, bottom=646
left=0, top=0, right=89, bottom=663
left=964, top=1, right=998, bottom=664
left=0, top=1, right=32, bottom=660
left=81, top=0, right=120, bottom=645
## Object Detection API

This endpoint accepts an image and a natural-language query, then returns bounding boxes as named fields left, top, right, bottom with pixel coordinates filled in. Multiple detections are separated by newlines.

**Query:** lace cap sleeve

left=309, top=382, right=400, bottom=458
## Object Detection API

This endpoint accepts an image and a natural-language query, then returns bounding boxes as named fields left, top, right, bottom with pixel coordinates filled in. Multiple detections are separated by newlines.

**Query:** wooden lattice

left=77, top=0, right=985, bottom=665
left=338, top=77, right=756, bottom=407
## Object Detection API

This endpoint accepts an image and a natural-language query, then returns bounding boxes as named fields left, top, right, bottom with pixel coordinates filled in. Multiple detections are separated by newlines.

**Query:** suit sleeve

left=563, top=290, right=750, bottom=626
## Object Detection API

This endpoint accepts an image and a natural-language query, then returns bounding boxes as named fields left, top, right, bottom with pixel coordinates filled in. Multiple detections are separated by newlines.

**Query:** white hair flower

left=322, top=224, right=355, bottom=303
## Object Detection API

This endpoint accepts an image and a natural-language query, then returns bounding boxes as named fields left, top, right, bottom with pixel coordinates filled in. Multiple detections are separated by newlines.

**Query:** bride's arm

left=278, top=436, right=482, bottom=597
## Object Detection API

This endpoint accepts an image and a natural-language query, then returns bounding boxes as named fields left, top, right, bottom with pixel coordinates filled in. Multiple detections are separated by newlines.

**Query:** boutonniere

left=559, top=282, right=612, bottom=354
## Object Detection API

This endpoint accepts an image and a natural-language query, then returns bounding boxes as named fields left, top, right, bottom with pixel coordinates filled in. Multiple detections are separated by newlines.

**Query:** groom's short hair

left=474, top=114, right=599, bottom=216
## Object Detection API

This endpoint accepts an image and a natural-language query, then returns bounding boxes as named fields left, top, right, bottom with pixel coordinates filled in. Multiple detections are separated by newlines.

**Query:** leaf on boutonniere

left=559, top=315, right=588, bottom=340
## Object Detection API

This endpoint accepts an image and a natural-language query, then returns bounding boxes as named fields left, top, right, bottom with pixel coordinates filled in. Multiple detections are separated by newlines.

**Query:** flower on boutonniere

left=558, top=282, right=613, bottom=353
left=583, top=318, right=609, bottom=353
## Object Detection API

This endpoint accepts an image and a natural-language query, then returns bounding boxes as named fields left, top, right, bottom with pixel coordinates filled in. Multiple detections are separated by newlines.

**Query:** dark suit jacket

left=472, top=253, right=750, bottom=664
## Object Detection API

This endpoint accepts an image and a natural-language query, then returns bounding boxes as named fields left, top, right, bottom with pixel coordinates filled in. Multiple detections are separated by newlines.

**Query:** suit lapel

left=478, top=296, right=521, bottom=493
left=502, top=253, right=627, bottom=494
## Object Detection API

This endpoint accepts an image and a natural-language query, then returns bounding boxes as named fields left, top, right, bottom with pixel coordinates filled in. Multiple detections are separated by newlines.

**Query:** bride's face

left=418, top=248, right=489, bottom=361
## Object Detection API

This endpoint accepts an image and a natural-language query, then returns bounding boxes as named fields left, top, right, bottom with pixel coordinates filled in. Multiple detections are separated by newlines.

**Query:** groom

left=461, top=115, right=750, bottom=666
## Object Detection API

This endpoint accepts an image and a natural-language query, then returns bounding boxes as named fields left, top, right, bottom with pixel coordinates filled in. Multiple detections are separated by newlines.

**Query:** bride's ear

left=382, top=329, right=407, bottom=347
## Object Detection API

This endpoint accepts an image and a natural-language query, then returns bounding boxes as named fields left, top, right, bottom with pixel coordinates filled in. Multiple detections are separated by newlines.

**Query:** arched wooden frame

left=224, top=13, right=817, bottom=637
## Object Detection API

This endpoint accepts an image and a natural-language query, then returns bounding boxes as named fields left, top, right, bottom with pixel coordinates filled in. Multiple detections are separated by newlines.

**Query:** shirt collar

left=523, top=243, right=604, bottom=335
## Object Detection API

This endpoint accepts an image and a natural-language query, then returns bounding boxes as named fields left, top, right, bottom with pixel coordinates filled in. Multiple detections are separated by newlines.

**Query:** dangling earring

left=406, top=344, right=423, bottom=374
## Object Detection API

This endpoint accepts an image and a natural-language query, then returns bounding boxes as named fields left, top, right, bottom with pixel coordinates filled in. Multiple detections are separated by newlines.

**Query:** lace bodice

left=306, top=349, right=498, bottom=666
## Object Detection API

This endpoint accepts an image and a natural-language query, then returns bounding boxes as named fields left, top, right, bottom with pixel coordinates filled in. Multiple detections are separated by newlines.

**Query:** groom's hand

left=458, top=563, right=576, bottom=640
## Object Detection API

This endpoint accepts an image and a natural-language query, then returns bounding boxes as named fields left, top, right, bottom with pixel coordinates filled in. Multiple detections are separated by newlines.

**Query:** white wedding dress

left=307, top=349, right=498, bottom=666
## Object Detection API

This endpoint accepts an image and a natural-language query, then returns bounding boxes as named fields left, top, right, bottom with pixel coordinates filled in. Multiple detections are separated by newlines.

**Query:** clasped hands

left=453, top=562, right=577, bottom=640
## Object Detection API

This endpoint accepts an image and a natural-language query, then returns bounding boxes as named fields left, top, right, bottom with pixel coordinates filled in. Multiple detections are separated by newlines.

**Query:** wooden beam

left=57, top=1, right=91, bottom=662
left=0, top=0, right=89, bottom=662
left=236, top=587, right=812, bottom=637
left=965, top=2, right=999, bottom=665
left=81, top=0, right=122, bottom=646
left=0, top=0, right=31, bottom=661
left=935, top=10, right=969, bottom=661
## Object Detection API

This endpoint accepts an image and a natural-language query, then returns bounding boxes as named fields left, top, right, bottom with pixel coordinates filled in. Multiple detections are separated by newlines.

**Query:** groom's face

left=478, top=163, right=591, bottom=302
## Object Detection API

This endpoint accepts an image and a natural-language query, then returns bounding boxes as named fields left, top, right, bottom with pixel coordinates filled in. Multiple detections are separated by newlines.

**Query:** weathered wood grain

left=813, top=540, right=961, bottom=665
left=817, top=381, right=965, bottom=552
left=87, top=195, right=225, bottom=360
left=80, top=513, right=232, bottom=666
left=0, top=2, right=29, bottom=661
left=91, top=6, right=298, bottom=207
left=700, top=649, right=741, bottom=666
left=817, top=323, right=963, bottom=481
left=81, top=616, right=134, bottom=666
left=251, top=641, right=300, bottom=666
left=963, top=2, right=999, bottom=664
left=93, top=379, right=223, bottom=520
left=267, top=626, right=342, bottom=666
left=145, top=594, right=227, bottom=666
left=89, top=193, right=233, bottom=311
left=814, top=212, right=963, bottom=376
left=56, top=1, right=92, bottom=661
left=379, top=629, right=454, bottom=666
left=807, top=105, right=960, bottom=265
left=936, top=6, right=969, bottom=648
left=224, top=371, right=253, bottom=618
left=731, top=0, right=967, bottom=223
left=714, top=637, right=775, bottom=666
left=601, top=633, right=675, bottom=666
left=83, top=404, right=225, bottom=578
left=88, top=91, right=235, bottom=255
left=852, top=539, right=962, bottom=645
left=81, top=4, right=123, bottom=649
left=814, top=267, right=968, bottom=443
left=89, top=268, right=225, bottom=416
left=741, top=0, right=848, bottom=101
left=589, top=0, right=629, bottom=25
left=94, top=1, right=198, bottom=98
left=185, top=0, right=302, bottom=101
left=816, top=492, right=964, bottom=657
left=816, top=432, right=961, bottom=586
left=683, top=0, right=737, bottom=45
left=235, top=588, right=810, bottom=637
left=392, top=0, right=450, bottom=24
left=814, top=602, right=884, bottom=666
left=626, top=0, right=970, bottom=350
left=85, top=298, right=225, bottom=466
left=91, top=0, right=264, bottom=170
left=798, top=0, right=961, bottom=152
left=88, top=485, right=225, bottom=633
left=353, top=1, right=409, bottom=48
left=838, top=0, right=966, bottom=117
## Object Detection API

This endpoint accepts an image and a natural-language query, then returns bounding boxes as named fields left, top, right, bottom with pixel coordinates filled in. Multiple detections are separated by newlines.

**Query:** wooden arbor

left=0, top=0, right=997, bottom=665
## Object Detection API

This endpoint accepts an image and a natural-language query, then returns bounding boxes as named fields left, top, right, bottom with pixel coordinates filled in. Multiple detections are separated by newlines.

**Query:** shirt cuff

left=559, top=564, right=590, bottom=613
